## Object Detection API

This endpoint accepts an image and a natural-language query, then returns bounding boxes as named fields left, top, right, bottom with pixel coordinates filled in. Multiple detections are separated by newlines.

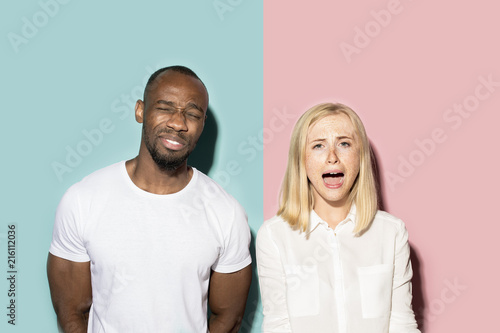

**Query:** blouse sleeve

left=256, top=222, right=292, bottom=332
left=389, top=222, right=421, bottom=333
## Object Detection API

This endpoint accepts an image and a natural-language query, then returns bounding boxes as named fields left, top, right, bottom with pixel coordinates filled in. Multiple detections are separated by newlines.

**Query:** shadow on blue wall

left=189, top=107, right=217, bottom=174
left=191, top=107, right=260, bottom=331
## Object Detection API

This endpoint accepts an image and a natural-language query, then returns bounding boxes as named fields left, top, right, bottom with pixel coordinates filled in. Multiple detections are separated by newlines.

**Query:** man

left=47, top=66, right=252, bottom=333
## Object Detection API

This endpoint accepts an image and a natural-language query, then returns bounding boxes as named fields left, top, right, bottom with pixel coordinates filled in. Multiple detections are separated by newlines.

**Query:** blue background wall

left=1, top=1, right=263, bottom=331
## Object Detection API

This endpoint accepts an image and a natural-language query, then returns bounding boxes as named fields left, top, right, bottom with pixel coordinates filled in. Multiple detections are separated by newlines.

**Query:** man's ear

left=135, top=100, right=144, bottom=123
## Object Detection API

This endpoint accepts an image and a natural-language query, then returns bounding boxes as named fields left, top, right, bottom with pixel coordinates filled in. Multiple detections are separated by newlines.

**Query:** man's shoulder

left=83, top=160, right=124, bottom=181
left=192, top=168, right=243, bottom=208
left=191, top=169, right=248, bottom=232
left=66, top=161, right=124, bottom=195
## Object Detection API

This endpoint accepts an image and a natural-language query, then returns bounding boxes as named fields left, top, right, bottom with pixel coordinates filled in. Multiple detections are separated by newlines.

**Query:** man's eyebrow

left=156, top=100, right=204, bottom=113
left=185, top=102, right=204, bottom=113
left=156, top=100, right=176, bottom=107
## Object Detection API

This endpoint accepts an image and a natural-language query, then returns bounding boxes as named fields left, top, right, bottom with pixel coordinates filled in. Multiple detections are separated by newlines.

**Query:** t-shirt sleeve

left=49, top=185, right=90, bottom=262
left=211, top=200, right=252, bottom=273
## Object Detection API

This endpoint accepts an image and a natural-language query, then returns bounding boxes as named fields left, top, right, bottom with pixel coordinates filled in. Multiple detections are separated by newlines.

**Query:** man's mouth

left=159, top=135, right=187, bottom=151
left=322, top=171, right=344, bottom=188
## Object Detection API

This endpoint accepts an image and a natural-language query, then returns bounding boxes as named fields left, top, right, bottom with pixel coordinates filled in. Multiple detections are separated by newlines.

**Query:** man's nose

left=166, top=111, right=188, bottom=132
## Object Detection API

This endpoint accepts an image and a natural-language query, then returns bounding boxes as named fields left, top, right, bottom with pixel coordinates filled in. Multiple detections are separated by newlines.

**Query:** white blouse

left=256, top=205, right=420, bottom=333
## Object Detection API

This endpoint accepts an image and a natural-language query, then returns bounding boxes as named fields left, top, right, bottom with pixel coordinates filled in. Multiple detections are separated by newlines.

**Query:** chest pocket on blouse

left=284, top=264, right=320, bottom=317
left=357, top=264, right=393, bottom=318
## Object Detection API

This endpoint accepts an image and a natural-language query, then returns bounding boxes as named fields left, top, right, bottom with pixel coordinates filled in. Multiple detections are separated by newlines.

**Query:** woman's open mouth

left=322, top=171, right=344, bottom=189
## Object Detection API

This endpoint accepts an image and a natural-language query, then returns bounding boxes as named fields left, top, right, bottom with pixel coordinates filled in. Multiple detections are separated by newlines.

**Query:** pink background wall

left=264, top=0, right=499, bottom=331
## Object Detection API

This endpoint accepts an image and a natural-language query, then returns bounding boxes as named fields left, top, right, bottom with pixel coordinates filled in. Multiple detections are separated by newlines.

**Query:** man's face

left=136, top=70, right=208, bottom=170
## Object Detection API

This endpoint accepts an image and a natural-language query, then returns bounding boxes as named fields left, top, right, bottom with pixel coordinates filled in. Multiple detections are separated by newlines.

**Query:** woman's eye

left=313, top=144, right=323, bottom=149
left=339, top=142, right=350, bottom=147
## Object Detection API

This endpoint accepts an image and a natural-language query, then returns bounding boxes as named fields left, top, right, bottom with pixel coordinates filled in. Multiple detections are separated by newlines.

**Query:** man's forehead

left=146, top=71, right=208, bottom=105
left=152, top=71, right=203, bottom=90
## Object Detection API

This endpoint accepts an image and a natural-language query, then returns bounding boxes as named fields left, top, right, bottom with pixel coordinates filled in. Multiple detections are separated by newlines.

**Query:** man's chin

left=146, top=142, right=193, bottom=171
left=153, top=154, right=190, bottom=171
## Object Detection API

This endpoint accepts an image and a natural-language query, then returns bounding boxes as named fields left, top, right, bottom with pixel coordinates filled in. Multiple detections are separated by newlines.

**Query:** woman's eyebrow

left=308, top=138, right=326, bottom=143
left=336, top=135, right=353, bottom=140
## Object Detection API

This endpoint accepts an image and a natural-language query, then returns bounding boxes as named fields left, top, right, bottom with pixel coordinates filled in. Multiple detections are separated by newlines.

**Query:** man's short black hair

left=143, top=65, right=207, bottom=101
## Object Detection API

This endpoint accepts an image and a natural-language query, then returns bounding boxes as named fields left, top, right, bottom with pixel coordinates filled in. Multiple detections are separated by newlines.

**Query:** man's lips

left=159, top=134, right=187, bottom=151
left=322, top=170, right=344, bottom=189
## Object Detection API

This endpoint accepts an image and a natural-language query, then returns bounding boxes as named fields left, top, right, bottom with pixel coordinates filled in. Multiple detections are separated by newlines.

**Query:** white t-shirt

left=256, top=205, right=419, bottom=333
left=50, top=161, right=252, bottom=333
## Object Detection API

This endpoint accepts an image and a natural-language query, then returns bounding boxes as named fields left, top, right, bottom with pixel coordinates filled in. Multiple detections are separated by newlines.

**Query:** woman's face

left=305, top=113, right=361, bottom=210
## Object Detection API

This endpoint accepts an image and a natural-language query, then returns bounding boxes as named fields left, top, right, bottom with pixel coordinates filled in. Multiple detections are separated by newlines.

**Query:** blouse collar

left=308, top=203, right=357, bottom=234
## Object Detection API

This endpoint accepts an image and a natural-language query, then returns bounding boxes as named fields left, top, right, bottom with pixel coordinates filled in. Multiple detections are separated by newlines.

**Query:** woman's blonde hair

left=277, top=103, right=378, bottom=235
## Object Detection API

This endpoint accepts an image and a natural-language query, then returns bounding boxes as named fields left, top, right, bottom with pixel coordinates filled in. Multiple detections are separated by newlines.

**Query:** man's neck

left=125, top=156, right=193, bottom=195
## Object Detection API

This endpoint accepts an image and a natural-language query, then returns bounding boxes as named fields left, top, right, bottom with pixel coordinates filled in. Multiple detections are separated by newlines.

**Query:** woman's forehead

left=307, top=113, right=356, bottom=138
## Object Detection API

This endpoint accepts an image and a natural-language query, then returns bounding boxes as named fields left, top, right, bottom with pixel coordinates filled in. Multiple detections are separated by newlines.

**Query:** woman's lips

left=322, top=171, right=344, bottom=189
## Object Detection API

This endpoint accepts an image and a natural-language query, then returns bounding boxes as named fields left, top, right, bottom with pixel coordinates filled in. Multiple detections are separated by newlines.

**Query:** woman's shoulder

left=259, top=215, right=290, bottom=233
left=371, top=210, right=408, bottom=233
left=368, top=211, right=413, bottom=249
left=257, top=215, right=297, bottom=243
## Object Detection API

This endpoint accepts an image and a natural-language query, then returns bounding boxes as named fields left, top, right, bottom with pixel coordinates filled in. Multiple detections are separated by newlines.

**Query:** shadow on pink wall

left=372, top=142, right=426, bottom=332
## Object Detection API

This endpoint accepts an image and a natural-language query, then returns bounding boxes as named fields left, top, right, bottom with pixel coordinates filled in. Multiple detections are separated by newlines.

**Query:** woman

left=257, top=103, right=420, bottom=332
